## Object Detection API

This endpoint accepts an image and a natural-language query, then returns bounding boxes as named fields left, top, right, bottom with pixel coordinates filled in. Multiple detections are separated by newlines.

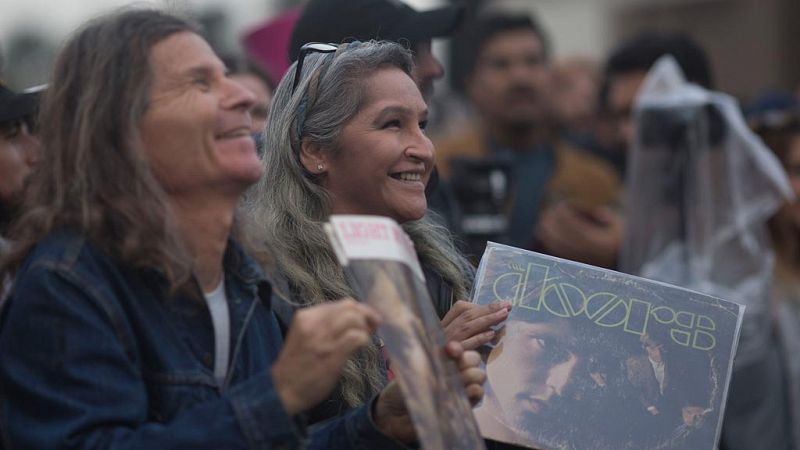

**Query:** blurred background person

left=621, top=54, right=794, bottom=450
left=0, top=82, right=41, bottom=252
left=220, top=53, right=274, bottom=154
left=435, top=12, right=620, bottom=263
left=220, top=55, right=274, bottom=134
left=0, top=81, right=42, bottom=306
left=613, top=33, right=797, bottom=447
left=549, top=56, right=602, bottom=153
left=751, top=94, right=800, bottom=449
left=598, top=31, right=715, bottom=177
left=534, top=31, right=718, bottom=271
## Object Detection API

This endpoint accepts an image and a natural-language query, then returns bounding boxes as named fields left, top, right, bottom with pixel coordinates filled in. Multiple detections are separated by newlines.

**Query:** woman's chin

left=392, top=206, right=427, bottom=224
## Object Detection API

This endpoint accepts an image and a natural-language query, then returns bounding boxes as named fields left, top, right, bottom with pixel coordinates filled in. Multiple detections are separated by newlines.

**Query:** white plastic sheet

left=620, top=56, right=794, bottom=366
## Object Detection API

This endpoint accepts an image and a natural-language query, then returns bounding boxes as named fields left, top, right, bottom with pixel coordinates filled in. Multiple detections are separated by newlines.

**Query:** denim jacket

left=0, top=230, right=406, bottom=449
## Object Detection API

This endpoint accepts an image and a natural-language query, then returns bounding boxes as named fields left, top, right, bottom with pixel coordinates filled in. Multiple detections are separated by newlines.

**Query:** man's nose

left=414, top=41, right=444, bottom=83
left=223, top=77, right=257, bottom=112
left=419, top=55, right=444, bottom=82
left=545, top=354, right=579, bottom=397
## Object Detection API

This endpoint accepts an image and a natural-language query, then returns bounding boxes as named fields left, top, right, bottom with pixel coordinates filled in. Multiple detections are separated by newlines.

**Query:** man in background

left=599, top=31, right=793, bottom=450
left=534, top=31, right=715, bottom=269
left=0, top=82, right=41, bottom=252
left=435, top=13, right=621, bottom=263
left=288, top=0, right=462, bottom=100
left=0, top=81, right=42, bottom=306
left=598, top=31, right=714, bottom=176
left=220, top=55, right=274, bottom=135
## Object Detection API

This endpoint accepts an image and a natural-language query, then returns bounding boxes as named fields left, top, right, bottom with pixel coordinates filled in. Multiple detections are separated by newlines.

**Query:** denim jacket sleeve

left=0, top=262, right=302, bottom=449
left=306, top=396, right=411, bottom=450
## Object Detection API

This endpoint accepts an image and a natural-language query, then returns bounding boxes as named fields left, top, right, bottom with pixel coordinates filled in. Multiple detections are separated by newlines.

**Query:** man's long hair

left=1, top=9, right=196, bottom=292
left=246, top=41, right=474, bottom=408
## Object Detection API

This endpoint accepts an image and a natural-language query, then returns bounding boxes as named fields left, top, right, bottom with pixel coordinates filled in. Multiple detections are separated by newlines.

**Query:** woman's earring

left=317, top=163, right=325, bottom=172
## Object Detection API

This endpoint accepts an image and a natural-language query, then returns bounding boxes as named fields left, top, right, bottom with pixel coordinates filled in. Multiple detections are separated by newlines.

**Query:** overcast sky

left=1, top=0, right=283, bottom=41
left=0, top=0, right=441, bottom=42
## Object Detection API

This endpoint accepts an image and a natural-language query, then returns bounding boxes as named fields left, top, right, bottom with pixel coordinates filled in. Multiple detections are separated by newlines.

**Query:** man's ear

left=299, top=138, right=327, bottom=174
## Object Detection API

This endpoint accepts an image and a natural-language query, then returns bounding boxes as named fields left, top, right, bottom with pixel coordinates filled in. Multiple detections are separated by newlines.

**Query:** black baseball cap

left=0, top=83, right=44, bottom=124
left=289, top=0, right=464, bottom=62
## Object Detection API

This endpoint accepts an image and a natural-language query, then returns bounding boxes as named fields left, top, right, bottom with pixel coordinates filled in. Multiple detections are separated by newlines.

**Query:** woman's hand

left=441, top=300, right=512, bottom=350
left=372, top=341, right=486, bottom=444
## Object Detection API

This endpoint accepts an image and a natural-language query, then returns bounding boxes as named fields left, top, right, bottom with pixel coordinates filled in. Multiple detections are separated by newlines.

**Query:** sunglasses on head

left=292, top=42, right=339, bottom=94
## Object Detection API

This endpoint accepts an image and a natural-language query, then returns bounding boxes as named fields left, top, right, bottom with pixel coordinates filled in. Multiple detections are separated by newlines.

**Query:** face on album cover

left=473, top=244, right=741, bottom=450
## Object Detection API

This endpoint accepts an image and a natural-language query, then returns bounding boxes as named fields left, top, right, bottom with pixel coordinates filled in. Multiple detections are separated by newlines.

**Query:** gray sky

left=0, top=0, right=441, bottom=42
left=0, top=0, right=277, bottom=43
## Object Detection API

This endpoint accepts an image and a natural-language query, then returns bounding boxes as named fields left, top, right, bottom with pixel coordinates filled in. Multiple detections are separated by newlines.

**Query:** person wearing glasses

left=0, top=9, right=485, bottom=449
left=246, top=39, right=509, bottom=436
left=287, top=0, right=471, bottom=246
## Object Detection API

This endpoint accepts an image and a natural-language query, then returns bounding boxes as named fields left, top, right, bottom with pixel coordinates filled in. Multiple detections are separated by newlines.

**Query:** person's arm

left=308, top=342, right=486, bottom=450
left=306, top=399, right=409, bottom=450
left=306, top=342, right=485, bottom=450
left=0, top=264, right=302, bottom=449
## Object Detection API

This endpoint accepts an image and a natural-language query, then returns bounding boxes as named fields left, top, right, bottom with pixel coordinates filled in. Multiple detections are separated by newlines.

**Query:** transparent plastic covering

left=619, top=56, right=794, bottom=366
left=326, top=216, right=486, bottom=450
left=472, top=242, right=744, bottom=450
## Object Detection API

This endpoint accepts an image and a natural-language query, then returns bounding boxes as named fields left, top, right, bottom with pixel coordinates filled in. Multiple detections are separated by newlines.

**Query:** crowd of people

left=0, top=0, right=798, bottom=448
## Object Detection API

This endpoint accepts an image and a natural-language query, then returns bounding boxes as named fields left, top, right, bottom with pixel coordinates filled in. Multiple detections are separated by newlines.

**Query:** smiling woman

left=245, top=40, right=511, bottom=429
left=310, top=66, right=434, bottom=222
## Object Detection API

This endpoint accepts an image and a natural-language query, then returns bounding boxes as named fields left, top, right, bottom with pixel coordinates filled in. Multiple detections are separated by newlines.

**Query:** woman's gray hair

left=246, top=40, right=473, bottom=408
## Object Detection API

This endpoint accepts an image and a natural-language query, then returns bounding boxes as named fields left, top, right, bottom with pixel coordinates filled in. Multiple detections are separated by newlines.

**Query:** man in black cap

left=1, top=82, right=41, bottom=306
left=289, top=0, right=463, bottom=99
left=0, top=82, right=41, bottom=249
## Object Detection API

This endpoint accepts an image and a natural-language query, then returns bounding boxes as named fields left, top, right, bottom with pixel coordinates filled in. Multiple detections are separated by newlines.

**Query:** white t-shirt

left=204, top=279, right=230, bottom=385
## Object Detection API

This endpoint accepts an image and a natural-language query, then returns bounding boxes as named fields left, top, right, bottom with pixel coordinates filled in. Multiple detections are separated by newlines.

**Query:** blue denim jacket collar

left=224, top=238, right=266, bottom=286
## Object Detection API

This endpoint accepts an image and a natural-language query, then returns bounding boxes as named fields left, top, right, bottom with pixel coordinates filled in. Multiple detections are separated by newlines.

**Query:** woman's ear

left=299, top=139, right=327, bottom=174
